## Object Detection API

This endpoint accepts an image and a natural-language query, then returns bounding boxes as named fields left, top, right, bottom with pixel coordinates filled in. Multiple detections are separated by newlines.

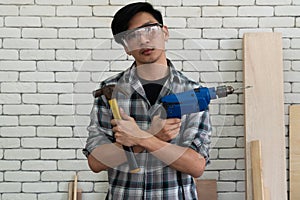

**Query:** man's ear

left=162, top=25, right=169, bottom=41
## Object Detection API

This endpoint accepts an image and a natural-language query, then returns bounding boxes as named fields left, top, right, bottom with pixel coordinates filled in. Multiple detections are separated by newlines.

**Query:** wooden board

left=195, top=179, right=217, bottom=200
left=243, top=32, right=287, bottom=200
left=290, top=105, right=300, bottom=200
left=250, top=140, right=264, bottom=200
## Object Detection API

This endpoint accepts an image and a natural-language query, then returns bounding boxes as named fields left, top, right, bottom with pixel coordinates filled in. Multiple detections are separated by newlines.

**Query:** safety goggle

left=121, top=23, right=163, bottom=46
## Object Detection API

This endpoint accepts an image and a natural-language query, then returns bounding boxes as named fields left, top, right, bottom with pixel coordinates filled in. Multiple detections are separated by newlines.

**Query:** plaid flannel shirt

left=83, top=60, right=211, bottom=200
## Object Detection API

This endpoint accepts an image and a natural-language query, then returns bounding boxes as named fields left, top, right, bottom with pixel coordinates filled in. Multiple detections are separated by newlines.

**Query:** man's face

left=121, top=12, right=169, bottom=66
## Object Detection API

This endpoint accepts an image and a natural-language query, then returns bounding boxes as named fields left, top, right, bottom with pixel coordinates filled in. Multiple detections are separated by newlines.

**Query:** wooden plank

left=68, top=182, right=73, bottom=200
left=195, top=179, right=217, bottom=200
left=243, top=32, right=287, bottom=200
left=73, top=174, right=78, bottom=200
left=290, top=105, right=300, bottom=200
left=250, top=140, right=264, bottom=200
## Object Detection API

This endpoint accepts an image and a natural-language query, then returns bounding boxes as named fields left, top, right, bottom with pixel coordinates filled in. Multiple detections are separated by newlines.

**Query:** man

left=83, top=2, right=211, bottom=199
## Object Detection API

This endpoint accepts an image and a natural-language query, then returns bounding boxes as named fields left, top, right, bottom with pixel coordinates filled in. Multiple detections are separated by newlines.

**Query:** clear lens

left=121, top=23, right=163, bottom=47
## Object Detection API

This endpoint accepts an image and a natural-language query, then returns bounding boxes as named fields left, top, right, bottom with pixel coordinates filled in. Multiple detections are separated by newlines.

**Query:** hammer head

left=93, top=84, right=129, bottom=100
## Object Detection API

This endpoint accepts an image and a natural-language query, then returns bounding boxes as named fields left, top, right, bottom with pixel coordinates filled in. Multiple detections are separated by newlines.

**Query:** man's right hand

left=148, top=115, right=181, bottom=142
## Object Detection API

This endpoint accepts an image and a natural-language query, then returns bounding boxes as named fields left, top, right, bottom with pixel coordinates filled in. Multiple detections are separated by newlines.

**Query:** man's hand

left=148, top=115, right=181, bottom=142
left=111, top=108, right=151, bottom=147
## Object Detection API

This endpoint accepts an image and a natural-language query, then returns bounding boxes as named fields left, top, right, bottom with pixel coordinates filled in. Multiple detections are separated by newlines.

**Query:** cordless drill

left=160, top=85, right=235, bottom=118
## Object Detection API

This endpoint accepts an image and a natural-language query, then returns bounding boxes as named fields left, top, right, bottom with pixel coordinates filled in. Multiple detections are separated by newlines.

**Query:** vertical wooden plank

left=250, top=140, right=264, bottom=200
left=195, top=179, right=217, bottom=200
left=243, top=32, right=287, bottom=200
left=290, top=105, right=300, bottom=200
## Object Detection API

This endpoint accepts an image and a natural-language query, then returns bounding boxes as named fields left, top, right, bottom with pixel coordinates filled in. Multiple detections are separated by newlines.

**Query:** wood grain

left=195, top=179, right=217, bottom=200
left=243, top=32, right=287, bottom=200
left=290, top=105, right=300, bottom=200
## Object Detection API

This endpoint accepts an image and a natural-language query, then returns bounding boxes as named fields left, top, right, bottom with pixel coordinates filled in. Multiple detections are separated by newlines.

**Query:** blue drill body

left=160, top=85, right=234, bottom=118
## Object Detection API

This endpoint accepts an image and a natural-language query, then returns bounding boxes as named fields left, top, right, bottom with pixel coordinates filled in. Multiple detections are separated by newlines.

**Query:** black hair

left=111, top=2, right=163, bottom=44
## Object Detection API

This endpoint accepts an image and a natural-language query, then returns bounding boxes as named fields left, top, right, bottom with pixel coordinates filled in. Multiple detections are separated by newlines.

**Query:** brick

left=38, top=193, right=66, bottom=200
left=74, top=126, right=88, bottom=137
left=223, top=17, right=258, bottom=28
left=56, top=50, right=92, bottom=60
left=284, top=50, right=300, bottom=60
left=23, top=182, right=57, bottom=193
left=59, top=94, right=93, bottom=104
left=55, top=72, right=90, bottom=82
left=0, top=28, right=20, bottom=37
left=220, top=105, right=244, bottom=114
left=41, top=149, right=75, bottom=159
left=22, top=161, right=57, bottom=170
left=41, top=171, right=74, bottom=181
left=37, top=61, right=73, bottom=71
left=5, top=149, right=39, bottom=160
left=4, top=171, right=40, bottom=181
left=58, top=138, right=86, bottom=148
left=95, top=28, right=112, bottom=38
left=0, top=161, right=20, bottom=170
left=58, top=160, right=90, bottom=170
left=3, top=105, right=39, bottom=115
left=292, top=61, right=300, bottom=70
left=166, top=50, right=201, bottom=60
left=40, top=105, right=75, bottom=115
left=20, top=50, right=55, bottom=60
left=0, top=0, right=33, bottom=3
left=0, top=49, right=18, bottom=60
left=285, top=93, right=300, bottom=103
left=42, top=17, right=77, bottom=28
left=166, top=7, right=201, bottom=17
left=0, top=116, right=18, bottom=126
left=0, top=61, right=36, bottom=71
left=257, top=0, right=291, bottom=4
left=164, top=17, right=187, bottom=28
left=211, top=115, right=235, bottom=126
left=219, top=148, right=244, bottom=159
left=37, top=127, right=72, bottom=137
left=275, top=6, right=300, bottom=16
left=292, top=83, right=300, bottom=92
left=40, top=39, right=75, bottom=49
left=76, top=105, right=93, bottom=115
left=0, top=126, right=35, bottom=137
left=35, top=0, right=71, bottom=5
left=78, top=171, right=108, bottom=181
left=183, top=61, right=218, bottom=71
left=220, top=39, right=242, bottom=50
left=201, top=50, right=236, bottom=61
left=206, top=160, right=236, bottom=170
left=22, top=28, right=57, bottom=38
left=218, top=182, right=236, bottom=192
left=184, top=39, right=218, bottom=50
left=20, top=116, right=55, bottom=126
left=20, top=72, right=54, bottom=82
left=76, top=39, right=111, bottom=49
left=188, top=18, right=222, bottom=28
left=0, top=138, right=20, bottom=148
left=57, top=6, right=92, bottom=16
left=79, top=17, right=112, bottom=28
left=203, top=29, right=238, bottom=39
left=73, top=0, right=108, bottom=5
left=0, top=183, right=21, bottom=192
left=20, top=6, right=55, bottom=16
left=218, top=192, right=245, bottom=200
left=203, top=6, right=237, bottom=17
left=3, top=39, right=39, bottom=49
left=38, top=83, right=73, bottom=93
left=291, top=39, right=300, bottom=48
left=74, top=83, right=98, bottom=93
left=183, top=0, right=218, bottom=5
left=56, top=115, right=90, bottom=126
left=59, top=28, right=93, bottom=39
left=216, top=126, right=244, bottom=137
left=93, top=6, right=121, bottom=16
left=275, top=28, right=300, bottom=38
left=238, top=6, right=274, bottom=16
left=23, top=94, right=58, bottom=104
left=2, top=194, right=37, bottom=200
left=0, top=6, right=18, bottom=16
left=260, top=17, right=294, bottom=27
left=94, top=182, right=110, bottom=192
left=21, top=138, right=57, bottom=148
left=220, top=0, right=254, bottom=5
left=0, top=72, right=18, bottom=81
left=5, top=17, right=41, bottom=27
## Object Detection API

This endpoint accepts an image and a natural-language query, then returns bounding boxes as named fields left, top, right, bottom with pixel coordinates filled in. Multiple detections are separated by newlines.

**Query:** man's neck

left=136, top=61, right=169, bottom=81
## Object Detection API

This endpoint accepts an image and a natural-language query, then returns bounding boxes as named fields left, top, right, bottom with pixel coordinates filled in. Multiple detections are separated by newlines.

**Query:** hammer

left=93, top=85, right=140, bottom=173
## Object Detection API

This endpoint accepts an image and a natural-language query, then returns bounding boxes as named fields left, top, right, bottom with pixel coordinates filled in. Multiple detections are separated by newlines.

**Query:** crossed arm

left=87, top=110, right=206, bottom=178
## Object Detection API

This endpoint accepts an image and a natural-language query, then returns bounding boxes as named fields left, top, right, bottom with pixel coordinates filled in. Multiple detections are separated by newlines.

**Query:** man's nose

left=139, top=33, right=150, bottom=44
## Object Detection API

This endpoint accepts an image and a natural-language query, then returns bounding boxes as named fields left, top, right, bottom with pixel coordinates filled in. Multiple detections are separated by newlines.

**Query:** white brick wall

left=0, top=1, right=299, bottom=200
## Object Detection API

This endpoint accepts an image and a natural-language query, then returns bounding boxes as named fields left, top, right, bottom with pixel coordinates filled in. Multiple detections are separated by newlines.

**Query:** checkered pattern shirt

left=83, top=60, right=211, bottom=200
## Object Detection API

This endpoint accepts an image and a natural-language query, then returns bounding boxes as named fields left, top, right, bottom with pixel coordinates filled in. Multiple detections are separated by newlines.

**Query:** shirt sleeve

left=82, top=96, right=114, bottom=157
left=180, top=110, right=212, bottom=165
